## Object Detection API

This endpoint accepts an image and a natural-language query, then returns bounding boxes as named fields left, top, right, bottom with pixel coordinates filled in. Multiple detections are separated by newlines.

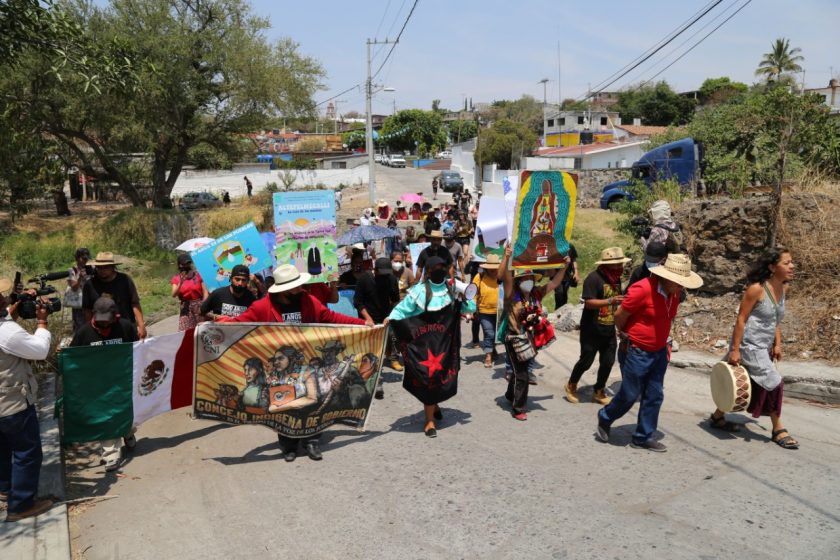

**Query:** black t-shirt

left=415, top=244, right=453, bottom=275
left=200, top=286, right=256, bottom=318
left=338, top=270, right=359, bottom=287
left=580, top=268, right=621, bottom=336
left=279, top=297, right=303, bottom=324
left=71, top=318, right=138, bottom=347
left=626, top=263, right=651, bottom=291
left=82, top=272, right=141, bottom=323
left=353, top=272, right=398, bottom=323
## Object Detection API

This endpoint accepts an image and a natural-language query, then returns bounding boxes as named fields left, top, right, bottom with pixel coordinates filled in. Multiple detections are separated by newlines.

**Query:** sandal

left=771, top=429, right=799, bottom=449
left=709, top=413, right=740, bottom=432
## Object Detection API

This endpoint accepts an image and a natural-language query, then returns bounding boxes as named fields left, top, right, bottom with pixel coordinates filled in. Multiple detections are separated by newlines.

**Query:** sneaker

left=512, top=411, right=528, bottom=421
left=283, top=450, right=297, bottom=462
left=104, top=457, right=121, bottom=472
left=304, top=441, right=323, bottom=461
left=592, top=389, right=612, bottom=405
left=596, top=419, right=611, bottom=443
left=123, top=434, right=137, bottom=450
left=630, top=440, right=667, bottom=453
left=564, top=382, right=579, bottom=404
left=389, top=359, right=403, bottom=372
left=5, top=499, right=53, bottom=522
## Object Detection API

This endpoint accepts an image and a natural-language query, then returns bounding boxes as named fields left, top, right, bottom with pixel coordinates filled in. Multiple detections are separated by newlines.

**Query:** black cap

left=375, top=257, right=392, bottom=274
left=92, top=297, right=118, bottom=322
left=177, top=254, right=193, bottom=266
left=75, top=247, right=91, bottom=259
left=645, top=241, right=668, bottom=260
left=231, top=264, right=250, bottom=279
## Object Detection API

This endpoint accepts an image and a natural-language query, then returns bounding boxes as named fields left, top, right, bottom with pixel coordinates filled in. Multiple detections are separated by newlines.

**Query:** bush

left=612, top=178, right=683, bottom=240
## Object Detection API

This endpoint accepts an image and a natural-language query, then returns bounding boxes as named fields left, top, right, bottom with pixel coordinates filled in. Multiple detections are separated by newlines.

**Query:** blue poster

left=273, top=191, right=338, bottom=283
left=191, top=222, right=273, bottom=290
left=409, top=242, right=429, bottom=275
left=328, top=288, right=358, bottom=318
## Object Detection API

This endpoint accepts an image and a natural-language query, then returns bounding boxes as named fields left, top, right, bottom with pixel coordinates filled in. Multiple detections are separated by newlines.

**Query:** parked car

left=600, top=138, right=704, bottom=210
left=374, top=153, right=384, bottom=163
left=436, top=150, right=452, bottom=159
left=179, top=192, right=223, bottom=210
left=389, top=155, right=406, bottom=168
left=435, top=170, right=464, bottom=193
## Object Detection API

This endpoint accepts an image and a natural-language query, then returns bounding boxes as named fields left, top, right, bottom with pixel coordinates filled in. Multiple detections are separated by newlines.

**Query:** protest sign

left=273, top=191, right=338, bottom=283
left=469, top=196, right=506, bottom=263
left=191, top=222, right=273, bottom=290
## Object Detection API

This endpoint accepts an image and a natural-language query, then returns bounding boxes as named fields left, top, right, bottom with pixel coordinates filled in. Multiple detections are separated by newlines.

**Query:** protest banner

left=469, top=196, right=506, bottom=263
left=273, top=191, right=338, bottom=284
left=191, top=222, right=273, bottom=290
left=510, top=170, right=576, bottom=270
left=194, top=323, right=387, bottom=438
left=59, top=331, right=195, bottom=444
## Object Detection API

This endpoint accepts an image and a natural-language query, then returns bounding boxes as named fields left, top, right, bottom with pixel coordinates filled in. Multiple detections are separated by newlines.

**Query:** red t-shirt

left=171, top=273, right=204, bottom=302
left=620, top=276, right=679, bottom=352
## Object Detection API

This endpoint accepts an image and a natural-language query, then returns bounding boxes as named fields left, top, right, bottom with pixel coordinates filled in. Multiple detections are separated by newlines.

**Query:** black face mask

left=284, top=292, right=303, bottom=306
left=429, top=269, right=447, bottom=284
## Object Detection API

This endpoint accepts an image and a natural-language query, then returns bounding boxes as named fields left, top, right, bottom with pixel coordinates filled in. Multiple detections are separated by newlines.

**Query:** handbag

left=507, top=332, right=536, bottom=362
left=63, top=287, right=83, bottom=309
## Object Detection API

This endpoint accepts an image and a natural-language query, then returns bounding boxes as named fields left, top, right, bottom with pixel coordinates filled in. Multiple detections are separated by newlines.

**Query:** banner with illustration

left=510, top=170, right=576, bottom=270
left=193, top=323, right=387, bottom=438
left=191, top=222, right=273, bottom=290
left=273, top=191, right=338, bottom=284
left=469, top=196, right=506, bottom=263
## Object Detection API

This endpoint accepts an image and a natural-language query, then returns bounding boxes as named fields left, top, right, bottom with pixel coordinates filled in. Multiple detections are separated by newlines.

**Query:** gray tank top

left=742, top=284, right=784, bottom=350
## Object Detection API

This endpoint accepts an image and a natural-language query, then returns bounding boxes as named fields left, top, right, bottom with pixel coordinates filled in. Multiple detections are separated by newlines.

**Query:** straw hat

left=480, top=255, right=501, bottom=270
left=267, top=264, right=311, bottom=293
left=650, top=254, right=703, bottom=289
left=594, top=247, right=631, bottom=266
left=0, top=277, right=12, bottom=294
left=428, top=230, right=444, bottom=239
left=89, top=251, right=122, bottom=266
left=377, top=199, right=389, bottom=208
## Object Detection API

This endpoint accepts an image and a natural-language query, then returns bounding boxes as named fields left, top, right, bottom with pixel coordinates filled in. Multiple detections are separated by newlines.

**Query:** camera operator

left=66, top=247, right=92, bottom=333
left=0, top=277, right=54, bottom=522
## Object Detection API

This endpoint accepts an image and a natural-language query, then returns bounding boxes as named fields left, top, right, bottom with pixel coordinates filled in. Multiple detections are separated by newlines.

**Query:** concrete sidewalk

left=0, top=371, right=70, bottom=560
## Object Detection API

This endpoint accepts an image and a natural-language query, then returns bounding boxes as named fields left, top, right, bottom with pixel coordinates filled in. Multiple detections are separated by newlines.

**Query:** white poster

left=503, top=175, right=519, bottom=241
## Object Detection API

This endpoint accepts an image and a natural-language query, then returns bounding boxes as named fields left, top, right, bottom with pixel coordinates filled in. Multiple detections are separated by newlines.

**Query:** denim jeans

left=478, top=313, right=497, bottom=353
left=598, top=345, right=668, bottom=444
left=0, top=405, right=43, bottom=513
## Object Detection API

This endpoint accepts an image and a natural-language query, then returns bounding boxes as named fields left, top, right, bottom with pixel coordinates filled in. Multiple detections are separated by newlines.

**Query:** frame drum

left=710, top=361, right=751, bottom=412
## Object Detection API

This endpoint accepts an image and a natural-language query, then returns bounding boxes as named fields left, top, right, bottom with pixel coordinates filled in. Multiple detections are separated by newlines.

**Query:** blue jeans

left=598, top=345, right=668, bottom=444
left=0, top=405, right=43, bottom=513
left=478, top=313, right=497, bottom=353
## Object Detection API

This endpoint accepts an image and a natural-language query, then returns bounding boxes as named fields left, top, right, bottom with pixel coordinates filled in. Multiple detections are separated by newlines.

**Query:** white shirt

left=0, top=316, right=51, bottom=417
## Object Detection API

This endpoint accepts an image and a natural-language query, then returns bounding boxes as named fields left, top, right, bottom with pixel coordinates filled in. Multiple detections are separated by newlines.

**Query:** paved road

left=70, top=322, right=840, bottom=560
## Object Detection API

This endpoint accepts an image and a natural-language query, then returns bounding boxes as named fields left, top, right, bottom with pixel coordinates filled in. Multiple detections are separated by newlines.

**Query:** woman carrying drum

left=709, top=247, right=798, bottom=450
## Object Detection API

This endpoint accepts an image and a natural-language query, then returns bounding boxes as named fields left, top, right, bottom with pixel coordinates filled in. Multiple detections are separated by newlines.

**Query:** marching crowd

left=0, top=194, right=798, bottom=522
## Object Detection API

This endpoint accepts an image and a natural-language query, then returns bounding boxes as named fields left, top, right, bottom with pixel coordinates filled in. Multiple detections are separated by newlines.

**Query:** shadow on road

left=132, top=423, right=233, bottom=457
left=388, top=407, right=473, bottom=434
left=695, top=413, right=768, bottom=444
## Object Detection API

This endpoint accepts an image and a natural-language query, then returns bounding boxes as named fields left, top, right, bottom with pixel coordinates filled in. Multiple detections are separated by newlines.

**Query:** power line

left=372, top=0, right=420, bottom=80
left=582, top=0, right=724, bottom=99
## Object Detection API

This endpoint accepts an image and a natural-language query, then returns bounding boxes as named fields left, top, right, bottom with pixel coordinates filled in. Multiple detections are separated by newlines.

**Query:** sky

left=249, top=0, right=839, bottom=117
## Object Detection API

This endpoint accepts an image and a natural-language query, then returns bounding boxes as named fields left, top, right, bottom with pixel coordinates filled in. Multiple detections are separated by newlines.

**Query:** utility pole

left=538, top=78, right=549, bottom=145
left=366, top=37, right=397, bottom=206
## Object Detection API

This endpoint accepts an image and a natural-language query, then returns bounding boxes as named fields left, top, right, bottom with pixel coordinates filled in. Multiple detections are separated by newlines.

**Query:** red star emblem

left=418, top=350, right=445, bottom=379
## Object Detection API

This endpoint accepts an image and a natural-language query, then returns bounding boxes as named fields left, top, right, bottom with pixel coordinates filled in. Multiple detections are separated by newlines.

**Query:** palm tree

left=755, top=38, right=804, bottom=83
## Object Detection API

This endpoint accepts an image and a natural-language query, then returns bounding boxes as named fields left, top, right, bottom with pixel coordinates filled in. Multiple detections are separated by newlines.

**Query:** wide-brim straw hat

left=428, top=230, right=444, bottom=239
left=650, top=253, right=703, bottom=289
left=480, top=255, right=502, bottom=269
left=267, top=264, right=311, bottom=293
left=377, top=199, right=389, bottom=208
left=594, top=247, right=631, bottom=266
left=0, top=278, right=12, bottom=294
left=89, top=251, right=122, bottom=266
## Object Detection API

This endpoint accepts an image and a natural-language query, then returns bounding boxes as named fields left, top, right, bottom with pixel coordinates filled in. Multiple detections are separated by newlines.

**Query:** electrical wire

left=372, top=0, right=420, bottom=80
left=582, top=0, right=724, bottom=99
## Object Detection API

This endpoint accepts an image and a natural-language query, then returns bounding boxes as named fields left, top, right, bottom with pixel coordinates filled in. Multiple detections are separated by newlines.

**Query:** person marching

left=201, top=264, right=256, bottom=320
left=385, top=257, right=475, bottom=437
left=708, top=248, right=798, bottom=449
left=170, top=254, right=209, bottom=331
left=596, top=254, right=702, bottom=452
left=499, top=246, right=565, bottom=420
left=564, top=247, right=631, bottom=405
left=472, top=254, right=502, bottom=368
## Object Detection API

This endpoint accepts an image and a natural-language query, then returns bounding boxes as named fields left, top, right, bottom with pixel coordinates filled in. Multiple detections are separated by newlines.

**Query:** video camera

left=9, top=270, right=68, bottom=319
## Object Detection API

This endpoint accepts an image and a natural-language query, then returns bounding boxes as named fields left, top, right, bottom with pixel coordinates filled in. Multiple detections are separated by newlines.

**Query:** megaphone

left=454, top=280, right=478, bottom=301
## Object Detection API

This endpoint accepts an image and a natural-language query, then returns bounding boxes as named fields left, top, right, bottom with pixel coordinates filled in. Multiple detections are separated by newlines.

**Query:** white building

left=805, top=79, right=840, bottom=115
left=523, top=141, right=648, bottom=171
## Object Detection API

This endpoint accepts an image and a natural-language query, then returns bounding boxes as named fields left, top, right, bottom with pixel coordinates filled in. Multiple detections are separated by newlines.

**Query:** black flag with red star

left=390, top=304, right=461, bottom=405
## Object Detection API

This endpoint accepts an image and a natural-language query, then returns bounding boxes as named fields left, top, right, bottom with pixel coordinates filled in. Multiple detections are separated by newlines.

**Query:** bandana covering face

left=600, top=266, right=623, bottom=285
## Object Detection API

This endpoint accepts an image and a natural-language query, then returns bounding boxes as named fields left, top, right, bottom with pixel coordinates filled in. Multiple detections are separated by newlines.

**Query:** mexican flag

left=59, top=330, right=194, bottom=444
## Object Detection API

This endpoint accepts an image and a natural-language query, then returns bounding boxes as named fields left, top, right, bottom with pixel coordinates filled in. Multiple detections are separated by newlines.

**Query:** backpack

left=652, top=223, right=686, bottom=253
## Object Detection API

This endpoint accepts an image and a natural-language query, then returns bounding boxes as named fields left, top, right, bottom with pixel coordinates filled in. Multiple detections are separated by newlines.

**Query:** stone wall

left=574, top=168, right=629, bottom=207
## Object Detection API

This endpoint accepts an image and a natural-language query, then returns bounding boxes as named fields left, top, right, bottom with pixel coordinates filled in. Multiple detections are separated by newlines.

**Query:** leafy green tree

left=755, top=37, right=804, bottom=84
left=615, top=82, right=695, bottom=125
left=380, top=109, right=447, bottom=153
left=697, top=77, right=748, bottom=105
left=560, top=98, right=591, bottom=110
left=2, top=0, right=324, bottom=207
left=447, top=119, right=477, bottom=144
left=483, top=96, right=543, bottom=135
left=474, top=119, right=537, bottom=169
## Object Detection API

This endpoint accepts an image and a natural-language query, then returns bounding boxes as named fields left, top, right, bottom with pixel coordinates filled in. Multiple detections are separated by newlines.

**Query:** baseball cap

left=231, top=264, right=250, bottom=279
left=92, top=297, right=118, bottom=322
left=375, top=257, right=393, bottom=274
left=177, top=254, right=193, bottom=267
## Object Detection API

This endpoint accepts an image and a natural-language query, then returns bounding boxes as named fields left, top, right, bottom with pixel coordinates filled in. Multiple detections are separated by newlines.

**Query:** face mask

left=519, top=279, right=534, bottom=294
left=392, top=262, right=404, bottom=271
left=352, top=264, right=363, bottom=273
left=429, top=269, right=447, bottom=284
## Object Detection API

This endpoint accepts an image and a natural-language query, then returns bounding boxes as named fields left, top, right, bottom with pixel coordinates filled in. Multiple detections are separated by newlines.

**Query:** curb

left=0, top=371, right=71, bottom=559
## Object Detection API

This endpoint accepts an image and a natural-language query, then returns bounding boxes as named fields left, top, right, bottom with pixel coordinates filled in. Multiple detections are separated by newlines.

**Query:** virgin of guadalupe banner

left=511, top=170, right=576, bottom=270
left=191, top=222, right=273, bottom=290
left=194, top=323, right=387, bottom=438
left=273, top=191, right=339, bottom=284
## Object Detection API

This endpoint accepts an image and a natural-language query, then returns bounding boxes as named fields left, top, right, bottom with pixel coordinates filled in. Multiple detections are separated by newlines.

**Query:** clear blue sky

left=250, top=0, right=839, bottom=116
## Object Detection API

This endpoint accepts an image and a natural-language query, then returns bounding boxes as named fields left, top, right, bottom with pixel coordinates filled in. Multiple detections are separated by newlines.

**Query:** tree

left=483, top=96, right=543, bottom=135
left=380, top=109, right=447, bottom=153
left=615, top=82, right=695, bottom=126
left=697, top=77, right=748, bottom=105
left=560, top=98, right=591, bottom=111
left=755, top=37, right=804, bottom=84
left=296, top=137, right=326, bottom=152
left=474, top=119, right=537, bottom=170
left=447, top=119, right=477, bottom=144
left=2, top=0, right=324, bottom=207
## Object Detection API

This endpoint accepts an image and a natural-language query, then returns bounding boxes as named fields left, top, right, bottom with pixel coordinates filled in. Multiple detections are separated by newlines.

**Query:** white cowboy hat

left=594, top=247, right=631, bottom=266
left=650, top=253, right=703, bottom=290
left=89, top=251, right=122, bottom=266
left=267, top=264, right=311, bottom=293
